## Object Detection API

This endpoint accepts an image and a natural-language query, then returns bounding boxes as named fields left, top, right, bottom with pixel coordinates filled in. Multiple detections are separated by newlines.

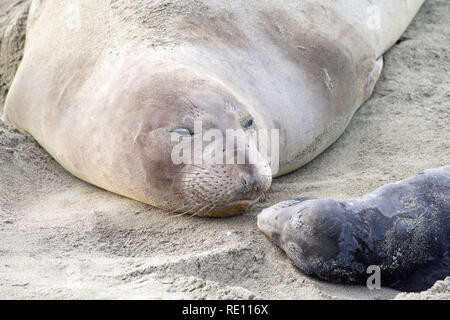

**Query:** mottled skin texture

left=2, top=0, right=425, bottom=216
left=258, top=166, right=450, bottom=292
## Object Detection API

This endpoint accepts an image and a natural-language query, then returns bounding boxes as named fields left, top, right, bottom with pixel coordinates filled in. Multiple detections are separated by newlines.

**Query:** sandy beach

left=0, top=0, right=449, bottom=299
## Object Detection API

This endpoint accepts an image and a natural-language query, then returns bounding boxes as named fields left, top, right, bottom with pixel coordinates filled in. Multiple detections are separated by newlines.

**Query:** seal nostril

left=236, top=171, right=269, bottom=197
left=236, top=177, right=251, bottom=194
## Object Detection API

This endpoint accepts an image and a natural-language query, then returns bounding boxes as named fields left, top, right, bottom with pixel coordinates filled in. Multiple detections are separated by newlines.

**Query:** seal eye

left=244, top=118, right=254, bottom=129
left=171, top=128, right=194, bottom=137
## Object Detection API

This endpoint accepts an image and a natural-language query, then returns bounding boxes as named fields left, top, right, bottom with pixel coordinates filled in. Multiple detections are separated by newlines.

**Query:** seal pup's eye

left=244, top=118, right=254, bottom=129
left=171, top=128, right=194, bottom=136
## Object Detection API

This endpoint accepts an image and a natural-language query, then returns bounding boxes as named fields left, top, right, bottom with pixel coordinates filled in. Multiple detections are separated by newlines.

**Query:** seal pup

left=2, top=0, right=425, bottom=216
left=258, top=166, right=450, bottom=292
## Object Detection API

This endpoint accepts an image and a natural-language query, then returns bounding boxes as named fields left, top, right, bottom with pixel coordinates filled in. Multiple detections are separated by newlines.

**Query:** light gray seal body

left=2, top=0, right=425, bottom=215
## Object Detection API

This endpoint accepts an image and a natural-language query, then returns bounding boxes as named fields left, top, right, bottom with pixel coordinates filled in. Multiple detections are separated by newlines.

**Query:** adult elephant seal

left=258, top=166, right=450, bottom=292
left=2, top=0, right=425, bottom=216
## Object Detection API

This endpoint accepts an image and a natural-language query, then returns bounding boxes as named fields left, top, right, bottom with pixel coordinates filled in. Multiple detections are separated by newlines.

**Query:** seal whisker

left=190, top=203, right=214, bottom=218
left=169, top=171, right=201, bottom=176
left=157, top=192, right=198, bottom=208
left=175, top=205, right=200, bottom=217
left=202, top=204, right=217, bottom=217
left=161, top=193, right=197, bottom=207
left=167, top=203, right=195, bottom=215
left=161, top=188, right=196, bottom=199
left=187, top=164, right=209, bottom=172
left=165, top=193, right=203, bottom=212
left=166, top=186, right=211, bottom=204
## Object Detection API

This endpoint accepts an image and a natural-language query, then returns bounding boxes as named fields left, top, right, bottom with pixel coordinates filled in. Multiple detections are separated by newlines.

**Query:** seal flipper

left=363, top=56, right=383, bottom=103
left=390, top=251, right=450, bottom=292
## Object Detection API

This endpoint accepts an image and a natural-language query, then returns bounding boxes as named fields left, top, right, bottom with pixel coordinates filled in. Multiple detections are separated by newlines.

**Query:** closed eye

left=171, top=128, right=194, bottom=136
left=244, top=118, right=254, bottom=129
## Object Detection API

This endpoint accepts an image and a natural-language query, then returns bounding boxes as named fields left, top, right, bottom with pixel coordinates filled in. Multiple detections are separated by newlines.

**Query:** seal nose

left=237, top=177, right=252, bottom=194
left=236, top=171, right=270, bottom=197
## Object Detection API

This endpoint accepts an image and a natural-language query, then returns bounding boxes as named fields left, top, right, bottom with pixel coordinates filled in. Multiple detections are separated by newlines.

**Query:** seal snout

left=235, top=169, right=271, bottom=200
left=169, top=161, right=272, bottom=218
left=203, top=152, right=272, bottom=217
left=257, top=202, right=297, bottom=246
left=210, top=165, right=272, bottom=217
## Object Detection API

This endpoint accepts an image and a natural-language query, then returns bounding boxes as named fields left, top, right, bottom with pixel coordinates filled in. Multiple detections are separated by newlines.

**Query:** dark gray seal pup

left=258, top=166, right=450, bottom=292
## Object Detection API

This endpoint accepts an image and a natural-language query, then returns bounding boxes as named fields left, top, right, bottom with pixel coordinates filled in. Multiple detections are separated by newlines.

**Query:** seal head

left=101, top=59, right=273, bottom=217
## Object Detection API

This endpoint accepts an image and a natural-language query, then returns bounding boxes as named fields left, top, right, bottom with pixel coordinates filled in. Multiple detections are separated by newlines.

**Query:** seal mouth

left=228, top=199, right=256, bottom=206
left=199, top=199, right=258, bottom=218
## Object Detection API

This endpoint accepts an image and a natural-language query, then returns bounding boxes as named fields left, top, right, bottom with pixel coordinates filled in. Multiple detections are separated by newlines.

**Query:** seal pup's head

left=257, top=198, right=352, bottom=278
